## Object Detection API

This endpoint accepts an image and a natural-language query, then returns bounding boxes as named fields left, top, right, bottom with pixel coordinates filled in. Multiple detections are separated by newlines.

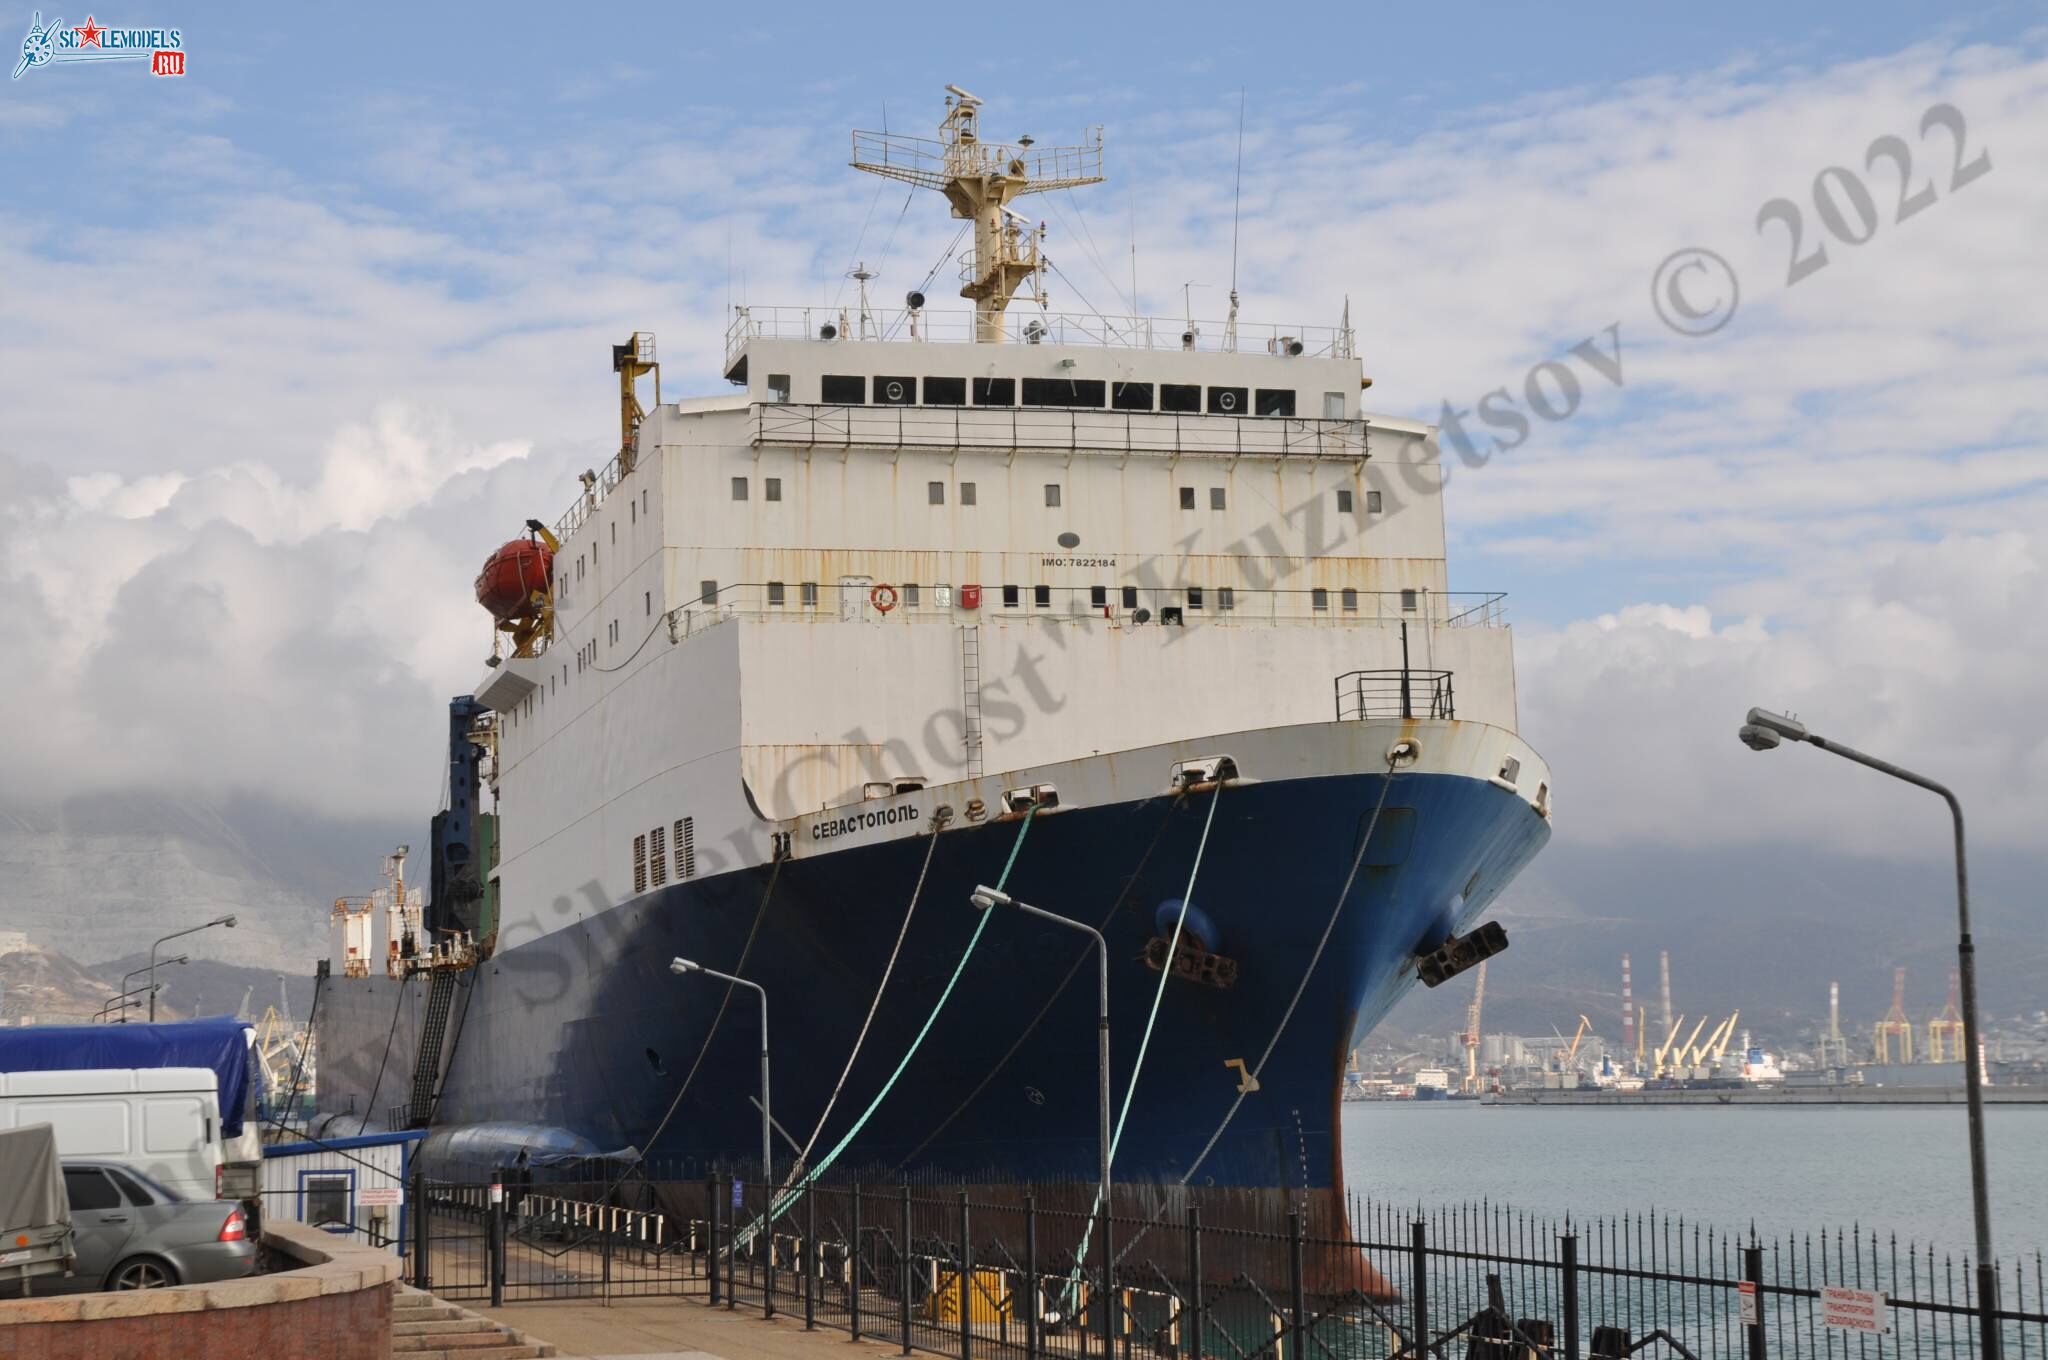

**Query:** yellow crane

left=1653, top=1015, right=1688, bottom=1078
left=1668, top=1016, right=1710, bottom=1076
left=1564, top=1014, right=1593, bottom=1066
left=1709, top=1011, right=1742, bottom=1066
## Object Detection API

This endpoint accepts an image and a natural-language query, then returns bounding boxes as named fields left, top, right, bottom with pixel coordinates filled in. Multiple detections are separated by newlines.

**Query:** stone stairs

left=392, top=1285, right=557, bottom=1359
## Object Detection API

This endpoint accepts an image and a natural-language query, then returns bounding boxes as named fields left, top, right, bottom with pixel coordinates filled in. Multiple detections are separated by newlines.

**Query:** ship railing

left=725, top=304, right=1353, bottom=368
left=750, top=402, right=1371, bottom=459
left=1334, top=667, right=1456, bottom=721
left=656, top=582, right=1508, bottom=638
left=551, top=447, right=631, bottom=544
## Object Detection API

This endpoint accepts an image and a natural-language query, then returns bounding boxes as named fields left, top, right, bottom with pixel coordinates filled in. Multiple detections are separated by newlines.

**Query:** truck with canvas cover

left=0, top=1123, right=74, bottom=1295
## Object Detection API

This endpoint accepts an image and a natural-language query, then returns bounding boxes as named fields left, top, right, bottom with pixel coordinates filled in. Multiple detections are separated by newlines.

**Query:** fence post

left=410, top=1167, right=428, bottom=1289
left=1410, top=1218, right=1430, bottom=1360
left=489, top=1175, right=505, bottom=1308
left=804, top=1184, right=817, bottom=1331
left=1744, top=1243, right=1766, bottom=1360
left=1101, top=1203, right=1115, bottom=1360
left=960, top=1192, right=973, bottom=1360
left=1562, top=1231, right=1581, bottom=1360
left=764, top=1182, right=776, bottom=1321
left=901, top=1185, right=914, bottom=1357
left=1025, top=1194, right=1039, bottom=1360
left=1185, top=1205, right=1202, bottom=1360
left=726, top=1177, right=738, bottom=1311
left=852, top=1183, right=864, bottom=1342
left=1288, top=1211, right=1307, bottom=1360
left=707, top=1176, right=721, bottom=1307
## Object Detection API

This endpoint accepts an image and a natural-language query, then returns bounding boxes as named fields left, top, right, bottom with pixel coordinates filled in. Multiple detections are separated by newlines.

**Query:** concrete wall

left=0, top=1220, right=397, bottom=1360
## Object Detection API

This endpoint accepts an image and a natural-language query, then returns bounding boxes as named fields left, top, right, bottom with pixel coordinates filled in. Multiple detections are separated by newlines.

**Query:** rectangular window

left=633, top=834, right=647, bottom=894
left=610, top=522, right=616, bottom=544
left=649, top=823, right=667, bottom=888
left=821, top=374, right=865, bottom=404
left=973, top=377, right=1015, bottom=406
left=1110, top=381, right=1154, bottom=412
left=630, top=499, right=636, bottom=523
left=1255, top=388, right=1297, bottom=417
left=1021, top=378, right=1107, bottom=407
left=1160, top=383, right=1201, bottom=413
left=1337, top=488, right=1353, bottom=513
left=1121, top=585, right=1138, bottom=609
left=731, top=476, right=748, bottom=501
left=904, top=584, right=921, bottom=608
left=1179, top=487, right=1195, bottom=510
left=1323, top=391, right=1345, bottom=419
left=960, top=481, right=977, bottom=506
left=1312, top=588, right=1330, bottom=611
left=1187, top=586, right=1204, bottom=610
left=644, top=590, right=651, bottom=616
left=767, top=581, right=786, bottom=606
left=675, top=817, right=696, bottom=879
left=1401, top=588, right=1419, bottom=612
left=923, top=376, right=967, bottom=405
left=700, top=580, right=718, bottom=604
left=1207, top=385, right=1248, bottom=415
left=1342, top=588, right=1359, bottom=612
left=801, top=581, right=819, bottom=607
left=874, top=375, right=915, bottom=405
left=1089, top=585, right=1107, bottom=608
left=767, top=373, right=791, bottom=403
left=1367, top=490, right=1383, bottom=512
left=1219, top=586, right=1235, bottom=611
left=1210, top=487, right=1226, bottom=510
left=1002, top=585, right=1020, bottom=608
left=766, top=477, right=782, bottom=502
left=1044, top=484, right=1062, bottom=507
left=305, top=1174, right=350, bottom=1229
left=928, top=481, right=946, bottom=505
left=1033, top=584, right=1051, bottom=608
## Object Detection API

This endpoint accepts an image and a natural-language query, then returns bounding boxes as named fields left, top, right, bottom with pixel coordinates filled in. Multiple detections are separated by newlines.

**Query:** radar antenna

left=852, top=86, right=1104, bottom=343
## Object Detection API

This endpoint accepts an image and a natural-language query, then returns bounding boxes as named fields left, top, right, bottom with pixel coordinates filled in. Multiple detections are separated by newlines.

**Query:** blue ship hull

left=316, top=765, right=1547, bottom=1201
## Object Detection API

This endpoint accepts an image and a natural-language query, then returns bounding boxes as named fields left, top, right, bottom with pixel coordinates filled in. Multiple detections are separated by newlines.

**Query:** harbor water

left=1341, top=1101, right=2048, bottom=1259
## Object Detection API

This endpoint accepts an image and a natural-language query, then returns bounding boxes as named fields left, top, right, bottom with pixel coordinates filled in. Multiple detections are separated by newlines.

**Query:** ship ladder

left=960, top=624, right=985, bottom=778
left=405, top=969, right=459, bottom=1128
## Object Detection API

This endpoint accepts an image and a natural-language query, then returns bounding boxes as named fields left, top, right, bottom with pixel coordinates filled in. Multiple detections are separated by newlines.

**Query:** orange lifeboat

left=475, top=537, right=554, bottom=623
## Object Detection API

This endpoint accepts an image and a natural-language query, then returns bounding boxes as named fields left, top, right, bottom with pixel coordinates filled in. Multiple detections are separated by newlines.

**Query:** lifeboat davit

left=475, top=537, right=554, bottom=623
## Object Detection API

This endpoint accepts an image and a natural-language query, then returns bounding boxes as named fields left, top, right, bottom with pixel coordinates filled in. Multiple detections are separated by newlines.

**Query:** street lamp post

left=123, top=956, right=186, bottom=1006
left=968, top=884, right=1113, bottom=1227
left=148, top=916, right=236, bottom=1021
left=669, top=959, right=771, bottom=1189
left=96, top=982, right=161, bottom=1023
left=1740, top=707, right=2000, bottom=1359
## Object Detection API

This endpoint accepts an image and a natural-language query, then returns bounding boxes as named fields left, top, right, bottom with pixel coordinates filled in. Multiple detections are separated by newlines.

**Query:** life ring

left=870, top=583, right=899, bottom=614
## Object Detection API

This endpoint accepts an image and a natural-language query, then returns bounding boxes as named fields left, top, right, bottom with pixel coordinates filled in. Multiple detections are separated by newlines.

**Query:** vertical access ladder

left=960, top=624, right=985, bottom=777
left=405, top=969, right=459, bottom=1128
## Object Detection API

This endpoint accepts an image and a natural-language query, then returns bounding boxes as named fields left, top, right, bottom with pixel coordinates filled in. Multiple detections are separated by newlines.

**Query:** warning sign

left=1738, top=1281, right=1759, bottom=1327
left=357, top=1186, right=404, bottom=1207
left=1821, top=1286, right=1890, bottom=1334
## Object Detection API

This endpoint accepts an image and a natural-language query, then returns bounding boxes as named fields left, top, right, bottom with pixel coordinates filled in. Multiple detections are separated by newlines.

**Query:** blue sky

left=2, top=3, right=2046, bottom=861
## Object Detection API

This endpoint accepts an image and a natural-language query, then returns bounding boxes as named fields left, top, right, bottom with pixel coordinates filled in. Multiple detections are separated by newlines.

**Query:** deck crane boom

left=1653, top=1015, right=1687, bottom=1078
left=1709, top=1010, right=1742, bottom=1064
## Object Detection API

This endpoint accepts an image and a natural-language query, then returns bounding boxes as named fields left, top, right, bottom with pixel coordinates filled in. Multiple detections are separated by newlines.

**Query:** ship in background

left=311, top=86, right=1553, bottom=1233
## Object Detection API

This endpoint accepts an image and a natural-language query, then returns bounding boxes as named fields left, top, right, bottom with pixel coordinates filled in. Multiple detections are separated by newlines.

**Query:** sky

left=2, top=3, right=2045, bottom=884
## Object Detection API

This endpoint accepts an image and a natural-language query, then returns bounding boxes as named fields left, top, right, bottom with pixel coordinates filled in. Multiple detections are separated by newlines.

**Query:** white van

left=0, top=1068, right=225, bottom=1202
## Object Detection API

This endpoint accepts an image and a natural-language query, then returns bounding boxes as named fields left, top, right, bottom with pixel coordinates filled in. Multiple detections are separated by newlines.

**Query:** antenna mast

left=1225, top=89, right=1244, bottom=352
left=852, top=85, right=1104, bottom=343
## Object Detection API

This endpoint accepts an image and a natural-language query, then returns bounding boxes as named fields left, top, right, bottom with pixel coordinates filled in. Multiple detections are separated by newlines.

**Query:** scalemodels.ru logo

left=13, top=11, right=185, bottom=80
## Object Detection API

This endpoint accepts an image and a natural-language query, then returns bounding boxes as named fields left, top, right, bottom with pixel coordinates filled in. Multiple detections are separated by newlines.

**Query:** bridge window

left=924, top=376, right=967, bottom=405
left=1090, top=585, right=1107, bottom=608
left=961, top=482, right=977, bottom=505
left=1187, top=587, right=1204, bottom=610
left=1401, top=589, right=1419, bottom=612
left=1044, top=484, right=1062, bottom=507
left=1210, top=487, right=1226, bottom=510
left=1342, top=588, right=1359, bottom=612
left=801, top=581, right=818, bottom=607
left=904, top=584, right=921, bottom=608
left=1122, top=586, right=1138, bottom=609
left=731, top=476, right=748, bottom=501
left=1160, top=383, right=1200, bottom=413
left=1255, top=389, right=1297, bottom=417
left=1323, top=391, right=1345, bottom=419
left=875, top=375, right=914, bottom=405
left=1033, top=585, right=1051, bottom=608
left=929, top=481, right=946, bottom=505
left=973, top=377, right=1015, bottom=406
left=1312, top=588, right=1329, bottom=611
left=766, top=477, right=782, bottom=502
left=768, top=582, right=786, bottom=606
left=1207, top=386, right=1247, bottom=415
left=821, top=374, right=865, bottom=404
left=1111, top=382, right=1154, bottom=412
left=767, top=373, right=791, bottom=403
left=1022, top=378, right=1106, bottom=407
left=1367, top=490, right=1383, bottom=513
left=701, top=580, right=718, bottom=605
left=1219, top=587, right=1235, bottom=611
left=1002, top=585, right=1020, bottom=607
left=1337, top=488, right=1353, bottom=513
left=1179, top=487, right=1195, bottom=510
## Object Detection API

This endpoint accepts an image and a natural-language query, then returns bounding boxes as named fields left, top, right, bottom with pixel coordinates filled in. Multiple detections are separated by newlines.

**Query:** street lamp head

left=969, top=885, right=1012, bottom=913
left=214, top=915, right=238, bottom=928
left=1738, top=724, right=1782, bottom=752
left=1744, top=708, right=1809, bottom=743
left=669, top=957, right=702, bottom=976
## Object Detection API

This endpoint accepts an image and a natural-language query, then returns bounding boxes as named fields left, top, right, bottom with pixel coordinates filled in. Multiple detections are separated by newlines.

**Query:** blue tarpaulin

left=0, top=1016, right=256, bottom=1137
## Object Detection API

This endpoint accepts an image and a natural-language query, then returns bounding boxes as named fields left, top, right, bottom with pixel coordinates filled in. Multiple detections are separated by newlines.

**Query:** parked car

left=45, top=1161, right=255, bottom=1292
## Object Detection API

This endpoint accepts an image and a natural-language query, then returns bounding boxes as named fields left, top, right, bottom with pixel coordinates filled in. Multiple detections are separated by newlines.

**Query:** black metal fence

left=395, top=1172, right=2047, bottom=1360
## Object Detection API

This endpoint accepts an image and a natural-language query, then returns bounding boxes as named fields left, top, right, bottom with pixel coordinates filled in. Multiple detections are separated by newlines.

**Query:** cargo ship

left=311, top=86, right=1553, bottom=1234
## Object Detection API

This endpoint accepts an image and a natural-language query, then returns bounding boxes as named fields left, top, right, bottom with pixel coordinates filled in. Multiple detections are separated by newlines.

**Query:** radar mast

left=852, top=85, right=1104, bottom=342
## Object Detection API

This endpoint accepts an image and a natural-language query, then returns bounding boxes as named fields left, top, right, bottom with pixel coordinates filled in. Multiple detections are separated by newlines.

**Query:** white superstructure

left=470, top=88, right=1541, bottom=952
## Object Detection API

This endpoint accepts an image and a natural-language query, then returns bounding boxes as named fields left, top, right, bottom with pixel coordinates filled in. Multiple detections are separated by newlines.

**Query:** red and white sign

left=150, top=50, right=184, bottom=76
left=1738, top=1281, right=1759, bottom=1327
left=1821, top=1286, right=1890, bottom=1334
left=357, top=1186, right=403, bottom=1208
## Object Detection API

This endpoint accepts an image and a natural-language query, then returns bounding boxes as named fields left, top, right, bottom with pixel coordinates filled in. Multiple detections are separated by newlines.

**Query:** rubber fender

left=1153, top=898, right=1216, bottom=952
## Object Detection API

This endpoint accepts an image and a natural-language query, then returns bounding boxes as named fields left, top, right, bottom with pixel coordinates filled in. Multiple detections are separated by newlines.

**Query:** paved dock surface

left=482, top=1295, right=912, bottom=1360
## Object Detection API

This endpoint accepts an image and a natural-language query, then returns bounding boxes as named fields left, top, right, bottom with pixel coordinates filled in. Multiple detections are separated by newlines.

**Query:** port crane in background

left=1704, top=1011, right=1741, bottom=1069
left=1818, top=981, right=1852, bottom=1068
left=1928, top=968, right=1967, bottom=1063
left=1876, top=965, right=1915, bottom=1063
left=1561, top=1014, right=1592, bottom=1071
left=1652, top=1015, right=1687, bottom=1078
left=1461, top=961, right=1488, bottom=1094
